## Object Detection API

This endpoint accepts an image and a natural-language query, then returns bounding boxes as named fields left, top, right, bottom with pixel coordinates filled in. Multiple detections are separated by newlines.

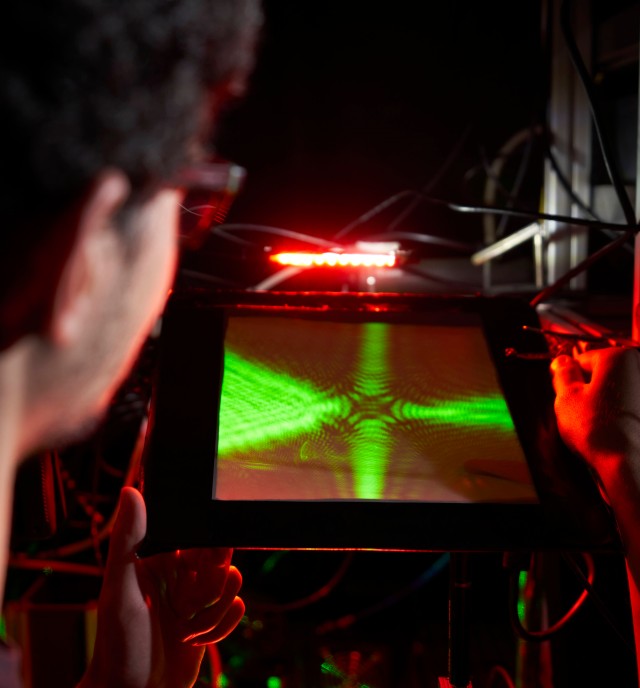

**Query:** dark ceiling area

left=216, top=1, right=546, bottom=243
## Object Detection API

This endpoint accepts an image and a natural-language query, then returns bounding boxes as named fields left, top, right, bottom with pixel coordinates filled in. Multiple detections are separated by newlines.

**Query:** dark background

left=218, top=1, right=545, bottom=234
left=8, top=2, right=640, bottom=687
left=200, top=0, right=550, bottom=293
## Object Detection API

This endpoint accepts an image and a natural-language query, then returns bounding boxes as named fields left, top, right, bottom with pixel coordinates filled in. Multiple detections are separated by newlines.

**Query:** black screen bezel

left=140, top=289, right=620, bottom=555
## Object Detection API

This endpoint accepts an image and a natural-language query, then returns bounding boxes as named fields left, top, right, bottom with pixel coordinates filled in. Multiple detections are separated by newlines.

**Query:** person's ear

left=49, top=170, right=130, bottom=347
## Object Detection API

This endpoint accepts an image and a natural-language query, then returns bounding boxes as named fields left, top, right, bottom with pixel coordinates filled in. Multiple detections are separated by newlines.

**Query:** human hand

left=79, top=487, right=244, bottom=688
left=550, top=347, right=640, bottom=490
left=553, top=346, right=640, bottom=685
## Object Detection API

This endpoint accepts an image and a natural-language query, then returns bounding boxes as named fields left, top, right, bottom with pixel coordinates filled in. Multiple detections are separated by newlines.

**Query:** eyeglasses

left=174, top=160, right=246, bottom=251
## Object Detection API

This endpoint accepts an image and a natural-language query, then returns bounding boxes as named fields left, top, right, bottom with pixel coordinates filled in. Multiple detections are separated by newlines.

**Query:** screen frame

left=139, top=289, right=620, bottom=555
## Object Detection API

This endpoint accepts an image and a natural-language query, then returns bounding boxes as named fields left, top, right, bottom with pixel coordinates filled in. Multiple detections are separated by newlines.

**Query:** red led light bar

left=270, top=251, right=397, bottom=268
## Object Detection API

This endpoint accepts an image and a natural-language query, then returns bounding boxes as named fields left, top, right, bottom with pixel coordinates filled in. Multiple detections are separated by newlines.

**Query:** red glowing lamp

left=269, top=251, right=397, bottom=268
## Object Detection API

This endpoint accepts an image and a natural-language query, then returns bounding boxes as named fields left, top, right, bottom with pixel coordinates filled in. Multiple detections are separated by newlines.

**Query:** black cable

left=333, top=190, right=420, bottom=240
left=332, top=124, right=474, bottom=243
left=561, top=551, right=635, bottom=653
left=214, top=200, right=631, bottom=303
left=479, top=147, right=516, bottom=201
left=559, top=0, right=636, bottom=227
left=209, top=228, right=258, bottom=248
left=530, top=228, right=634, bottom=307
left=385, top=123, right=474, bottom=233
left=317, top=553, right=449, bottom=635
left=178, top=269, right=243, bottom=288
left=214, top=224, right=342, bottom=249
left=252, top=553, right=354, bottom=613
left=519, top=0, right=640, bottom=308
left=464, top=149, right=521, bottom=194
left=364, top=231, right=476, bottom=253
left=546, top=144, right=600, bottom=221
left=486, top=665, right=516, bottom=688
left=545, top=141, right=634, bottom=254
left=369, top=193, right=633, bottom=302
left=215, top=219, right=475, bottom=268
left=509, top=553, right=595, bottom=642
left=429, top=196, right=629, bottom=232
left=496, top=125, right=537, bottom=238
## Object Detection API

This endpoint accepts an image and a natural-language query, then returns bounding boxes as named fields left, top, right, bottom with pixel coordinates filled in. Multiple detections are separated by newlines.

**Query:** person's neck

left=0, top=346, right=30, bottom=603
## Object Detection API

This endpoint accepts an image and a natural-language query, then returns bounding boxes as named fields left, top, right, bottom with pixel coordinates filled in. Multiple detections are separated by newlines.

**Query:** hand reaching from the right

left=551, top=347, right=640, bottom=482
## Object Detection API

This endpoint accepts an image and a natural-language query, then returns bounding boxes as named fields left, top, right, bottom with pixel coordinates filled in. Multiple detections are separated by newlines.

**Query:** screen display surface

left=214, top=315, right=538, bottom=504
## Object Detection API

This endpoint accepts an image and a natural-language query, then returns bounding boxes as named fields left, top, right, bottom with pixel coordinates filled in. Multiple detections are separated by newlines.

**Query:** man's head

left=0, top=0, right=261, bottom=456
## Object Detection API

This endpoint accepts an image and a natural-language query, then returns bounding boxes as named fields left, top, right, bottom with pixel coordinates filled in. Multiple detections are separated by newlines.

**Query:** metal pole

left=448, top=553, right=472, bottom=688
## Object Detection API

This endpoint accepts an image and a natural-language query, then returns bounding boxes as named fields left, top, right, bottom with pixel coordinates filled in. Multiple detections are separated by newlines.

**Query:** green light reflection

left=394, top=394, right=515, bottom=430
left=217, top=320, right=520, bottom=501
left=346, top=323, right=394, bottom=499
left=218, top=351, right=350, bottom=456
left=518, top=570, right=528, bottom=622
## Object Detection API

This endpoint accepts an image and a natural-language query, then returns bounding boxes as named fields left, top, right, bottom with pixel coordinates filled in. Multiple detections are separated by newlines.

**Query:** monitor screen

left=140, top=290, right=618, bottom=554
left=215, top=314, right=537, bottom=504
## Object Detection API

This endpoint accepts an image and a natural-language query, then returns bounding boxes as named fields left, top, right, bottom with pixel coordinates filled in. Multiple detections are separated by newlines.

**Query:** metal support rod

left=471, top=222, right=541, bottom=266
left=448, top=553, right=472, bottom=688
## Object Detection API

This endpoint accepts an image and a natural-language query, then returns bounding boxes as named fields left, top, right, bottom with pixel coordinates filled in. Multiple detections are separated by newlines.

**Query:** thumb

left=550, top=354, right=585, bottom=393
left=103, top=486, right=147, bottom=590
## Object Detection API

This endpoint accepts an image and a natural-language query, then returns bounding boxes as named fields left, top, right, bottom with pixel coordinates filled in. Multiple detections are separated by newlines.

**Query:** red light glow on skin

left=270, top=252, right=396, bottom=268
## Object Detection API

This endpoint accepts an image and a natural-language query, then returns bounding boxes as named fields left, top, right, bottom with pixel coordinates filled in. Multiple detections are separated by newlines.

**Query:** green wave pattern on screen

left=218, top=350, right=352, bottom=459
left=345, top=323, right=396, bottom=500
left=218, top=322, right=516, bottom=499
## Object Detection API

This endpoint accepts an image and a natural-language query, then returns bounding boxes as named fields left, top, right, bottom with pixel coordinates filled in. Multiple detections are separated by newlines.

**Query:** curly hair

left=0, top=0, right=260, bottom=347
left=1, top=0, right=259, bottom=217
